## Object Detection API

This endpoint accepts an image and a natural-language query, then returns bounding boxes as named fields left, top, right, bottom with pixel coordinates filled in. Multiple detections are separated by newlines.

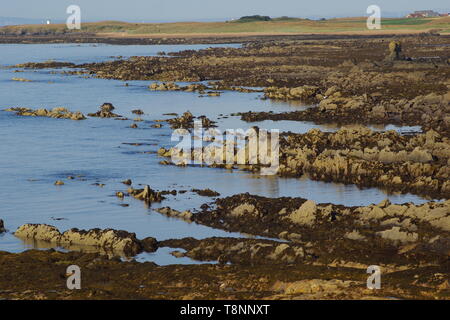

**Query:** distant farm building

left=406, top=10, right=441, bottom=18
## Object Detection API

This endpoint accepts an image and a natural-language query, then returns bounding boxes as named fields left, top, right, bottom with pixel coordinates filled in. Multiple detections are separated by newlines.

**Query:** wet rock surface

left=157, top=126, right=450, bottom=198
left=14, top=224, right=145, bottom=256
left=4, top=107, right=86, bottom=120
left=190, top=194, right=450, bottom=267
left=276, top=127, right=450, bottom=198
left=191, top=188, right=221, bottom=197
left=160, top=237, right=307, bottom=265
left=239, top=91, right=450, bottom=135
left=127, top=185, right=165, bottom=204
left=0, top=248, right=448, bottom=299
left=12, top=61, right=77, bottom=69
left=87, top=103, right=122, bottom=118
left=0, top=220, right=5, bottom=233
left=166, top=111, right=216, bottom=129
left=72, top=36, right=450, bottom=135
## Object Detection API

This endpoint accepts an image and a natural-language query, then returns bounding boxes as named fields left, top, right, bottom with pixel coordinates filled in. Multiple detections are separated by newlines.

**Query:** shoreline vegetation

left=0, top=22, right=449, bottom=300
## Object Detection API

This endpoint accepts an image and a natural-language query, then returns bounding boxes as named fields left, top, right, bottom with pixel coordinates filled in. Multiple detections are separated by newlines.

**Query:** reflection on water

left=0, top=43, right=431, bottom=263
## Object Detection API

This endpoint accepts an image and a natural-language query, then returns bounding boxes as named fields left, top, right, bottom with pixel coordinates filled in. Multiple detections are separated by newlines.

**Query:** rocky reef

left=157, top=126, right=450, bottom=198
left=277, top=127, right=450, bottom=198
left=190, top=194, right=450, bottom=268
left=4, top=107, right=86, bottom=120
left=240, top=91, right=450, bottom=135
left=2, top=248, right=447, bottom=299
left=166, top=111, right=216, bottom=129
left=14, top=224, right=152, bottom=256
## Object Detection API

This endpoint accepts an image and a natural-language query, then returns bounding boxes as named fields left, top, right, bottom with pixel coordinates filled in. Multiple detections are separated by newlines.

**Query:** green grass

left=381, top=18, right=432, bottom=25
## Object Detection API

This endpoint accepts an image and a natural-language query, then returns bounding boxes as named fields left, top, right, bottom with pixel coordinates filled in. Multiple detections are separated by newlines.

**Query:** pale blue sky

left=2, top=0, right=449, bottom=21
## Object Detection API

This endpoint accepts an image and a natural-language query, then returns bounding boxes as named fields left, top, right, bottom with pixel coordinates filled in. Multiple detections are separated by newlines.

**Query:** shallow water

left=0, top=43, right=431, bottom=264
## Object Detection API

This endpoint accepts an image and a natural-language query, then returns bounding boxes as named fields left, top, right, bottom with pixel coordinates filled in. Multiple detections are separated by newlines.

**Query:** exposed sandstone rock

left=160, top=237, right=306, bottom=265
left=264, top=85, right=319, bottom=101
left=275, top=127, right=450, bottom=198
left=230, top=203, right=258, bottom=217
left=345, top=230, right=366, bottom=241
left=273, top=279, right=355, bottom=296
left=14, top=224, right=143, bottom=256
left=5, top=107, right=86, bottom=120
left=128, top=185, right=165, bottom=203
left=376, top=227, right=418, bottom=244
left=155, top=207, right=193, bottom=222
left=288, top=200, right=317, bottom=226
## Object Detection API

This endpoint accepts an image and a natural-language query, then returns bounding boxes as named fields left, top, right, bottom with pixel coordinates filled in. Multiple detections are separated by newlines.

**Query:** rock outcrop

left=88, top=103, right=122, bottom=118
left=127, top=185, right=165, bottom=203
left=5, top=107, right=86, bottom=120
left=14, top=224, right=144, bottom=256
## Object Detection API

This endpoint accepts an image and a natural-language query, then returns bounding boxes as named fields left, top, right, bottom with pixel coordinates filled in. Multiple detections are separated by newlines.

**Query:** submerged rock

left=122, top=179, right=132, bottom=185
left=191, top=188, right=220, bottom=197
left=11, top=77, right=32, bottom=82
left=131, top=109, right=144, bottom=115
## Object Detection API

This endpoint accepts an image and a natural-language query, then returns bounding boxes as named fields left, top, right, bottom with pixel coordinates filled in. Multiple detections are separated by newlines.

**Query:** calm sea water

left=0, top=43, right=429, bottom=264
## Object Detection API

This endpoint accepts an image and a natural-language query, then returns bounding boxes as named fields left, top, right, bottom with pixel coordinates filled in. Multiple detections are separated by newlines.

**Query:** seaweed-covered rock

left=128, top=185, right=165, bottom=203
left=88, top=103, right=122, bottom=118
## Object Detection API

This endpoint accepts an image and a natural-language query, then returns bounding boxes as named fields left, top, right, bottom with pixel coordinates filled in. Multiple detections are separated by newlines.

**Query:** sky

left=1, top=0, right=450, bottom=22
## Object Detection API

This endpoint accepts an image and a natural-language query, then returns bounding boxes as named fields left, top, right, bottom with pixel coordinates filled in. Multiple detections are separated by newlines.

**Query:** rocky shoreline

left=2, top=248, right=448, bottom=300
left=2, top=34, right=449, bottom=300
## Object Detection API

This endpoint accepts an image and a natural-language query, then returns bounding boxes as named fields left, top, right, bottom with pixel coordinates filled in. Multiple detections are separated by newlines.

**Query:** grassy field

left=1, top=16, right=449, bottom=36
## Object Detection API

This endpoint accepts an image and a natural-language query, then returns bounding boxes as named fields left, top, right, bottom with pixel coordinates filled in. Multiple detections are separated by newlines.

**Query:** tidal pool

left=0, top=43, right=431, bottom=263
